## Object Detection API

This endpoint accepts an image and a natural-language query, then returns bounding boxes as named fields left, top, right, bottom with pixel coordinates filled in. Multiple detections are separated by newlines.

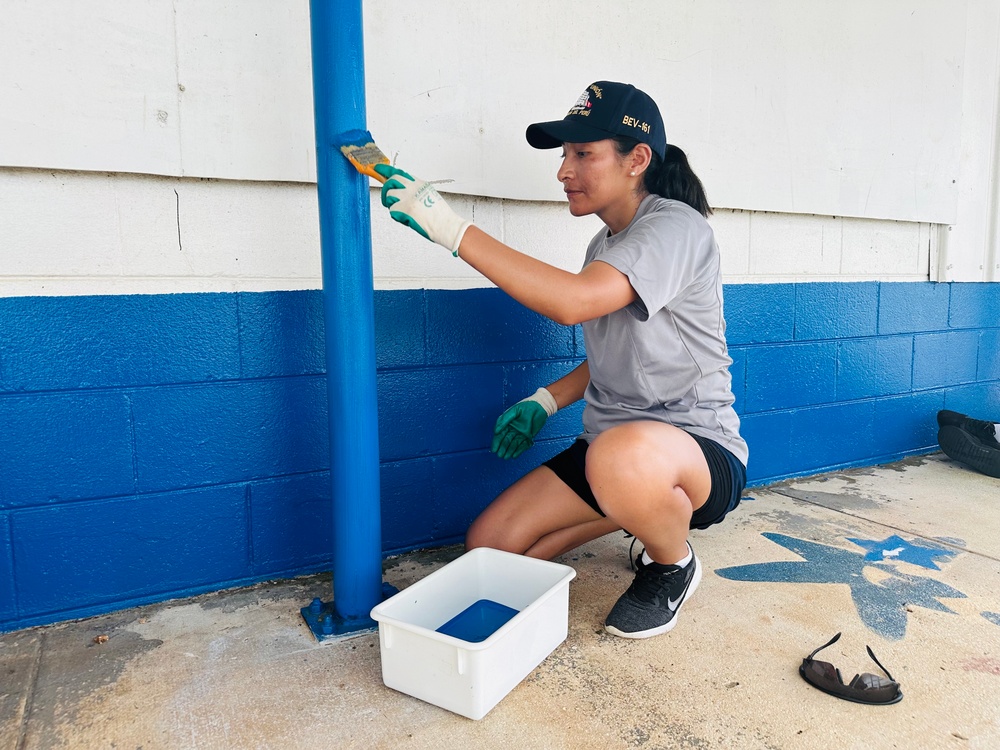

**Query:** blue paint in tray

left=436, top=599, right=519, bottom=642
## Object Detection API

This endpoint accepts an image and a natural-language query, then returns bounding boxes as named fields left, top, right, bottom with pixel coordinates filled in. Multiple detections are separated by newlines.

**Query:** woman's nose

left=557, top=159, right=570, bottom=182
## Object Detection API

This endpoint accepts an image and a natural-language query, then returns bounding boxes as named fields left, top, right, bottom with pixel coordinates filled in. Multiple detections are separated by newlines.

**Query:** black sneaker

left=938, top=425, right=1000, bottom=478
left=937, top=410, right=1000, bottom=447
left=604, top=543, right=702, bottom=639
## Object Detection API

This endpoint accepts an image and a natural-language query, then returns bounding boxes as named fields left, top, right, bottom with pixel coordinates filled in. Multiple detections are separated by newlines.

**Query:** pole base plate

left=300, top=583, right=398, bottom=642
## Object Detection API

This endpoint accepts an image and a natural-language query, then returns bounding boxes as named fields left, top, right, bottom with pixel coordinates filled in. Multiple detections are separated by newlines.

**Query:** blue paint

left=717, top=533, right=966, bottom=640
left=723, top=284, right=796, bottom=345
left=426, top=288, right=577, bottom=364
left=0, top=294, right=240, bottom=391
left=331, top=128, right=377, bottom=150
left=934, top=537, right=967, bottom=547
left=239, top=292, right=325, bottom=378
left=980, top=329, right=1000, bottom=381
left=837, top=336, right=914, bottom=400
left=788, top=401, right=877, bottom=472
left=0, top=281, right=997, bottom=631
left=131, top=378, right=329, bottom=493
left=877, top=282, right=951, bottom=335
left=944, top=382, right=1000, bottom=423
left=0, top=392, right=134, bottom=507
left=436, top=599, right=519, bottom=642
left=913, top=331, right=980, bottom=390
left=983, top=612, right=1000, bottom=627
left=794, top=282, right=878, bottom=340
left=847, top=534, right=956, bottom=570
left=727, top=348, right=747, bottom=413
left=949, top=283, right=1000, bottom=329
left=250, top=474, right=334, bottom=573
left=0, top=515, right=14, bottom=621
left=299, top=583, right=398, bottom=642
left=308, top=0, right=383, bottom=624
left=874, top=392, right=947, bottom=456
left=745, top=342, right=838, bottom=411
left=14, top=486, right=249, bottom=615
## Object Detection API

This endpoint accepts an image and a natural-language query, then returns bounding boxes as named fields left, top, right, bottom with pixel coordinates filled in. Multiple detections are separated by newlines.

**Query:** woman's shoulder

left=643, top=195, right=708, bottom=222
left=634, top=196, right=713, bottom=238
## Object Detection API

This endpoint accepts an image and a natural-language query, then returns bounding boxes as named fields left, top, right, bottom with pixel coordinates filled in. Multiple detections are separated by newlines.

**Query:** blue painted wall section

left=0, top=281, right=998, bottom=630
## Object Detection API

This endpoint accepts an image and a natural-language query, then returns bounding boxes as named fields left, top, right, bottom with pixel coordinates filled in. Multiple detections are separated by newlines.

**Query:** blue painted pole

left=307, top=0, right=384, bottom=627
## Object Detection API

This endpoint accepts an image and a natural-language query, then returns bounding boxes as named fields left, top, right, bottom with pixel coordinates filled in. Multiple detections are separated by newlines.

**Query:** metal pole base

left=300, top=583, right=398, bottom=642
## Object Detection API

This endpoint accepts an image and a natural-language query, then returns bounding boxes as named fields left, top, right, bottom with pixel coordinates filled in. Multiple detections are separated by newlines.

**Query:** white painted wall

left=0, top=1, right=996, bottom=291
left=366, top=1, right=966, bottom=224
left=946, top=0, right=1000, bottom=281
left=0, top=169, right=935, bottom=297
left=0, top=1, right=315, bottom=183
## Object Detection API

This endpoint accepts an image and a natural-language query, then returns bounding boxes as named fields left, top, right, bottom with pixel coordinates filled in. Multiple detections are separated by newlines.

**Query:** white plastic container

left=370, top=547, right=577, bottom=720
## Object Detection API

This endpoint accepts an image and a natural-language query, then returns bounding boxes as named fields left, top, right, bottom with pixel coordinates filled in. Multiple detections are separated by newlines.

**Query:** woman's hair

left=613, top=137, right=712, bottom=217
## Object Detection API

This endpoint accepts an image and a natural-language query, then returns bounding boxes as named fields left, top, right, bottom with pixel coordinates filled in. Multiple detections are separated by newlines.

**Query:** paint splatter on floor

left=847, top=534, right=957, bottom=570
left=716, top=533, right=967, bottom=640
left=960, top=657, right=1000, bottom=676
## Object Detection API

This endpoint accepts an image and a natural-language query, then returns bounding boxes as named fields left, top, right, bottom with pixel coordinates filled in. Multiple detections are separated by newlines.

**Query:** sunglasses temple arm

left=866, top=645, right=896, bottom=682
left=805, top=632, right=842, bottom=662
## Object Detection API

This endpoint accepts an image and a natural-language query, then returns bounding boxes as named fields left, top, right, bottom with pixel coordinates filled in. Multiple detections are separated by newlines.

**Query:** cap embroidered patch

left=526, top=80, right=667, bottom=159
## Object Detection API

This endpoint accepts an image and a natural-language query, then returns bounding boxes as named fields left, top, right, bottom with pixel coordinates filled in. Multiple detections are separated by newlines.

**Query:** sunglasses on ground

left=799, top=632, right=903, bottom=705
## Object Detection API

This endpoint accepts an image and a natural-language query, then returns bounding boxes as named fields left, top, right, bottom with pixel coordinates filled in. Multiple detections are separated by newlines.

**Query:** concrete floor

left=2, top=453, right=999, bottom=749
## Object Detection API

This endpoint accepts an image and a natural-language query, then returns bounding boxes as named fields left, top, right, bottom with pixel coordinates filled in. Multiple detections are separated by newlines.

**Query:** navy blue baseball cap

left=526, top=81, right=667, bottom=160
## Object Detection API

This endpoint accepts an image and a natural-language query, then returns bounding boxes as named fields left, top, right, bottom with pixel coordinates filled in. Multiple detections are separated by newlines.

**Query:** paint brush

left=337, top=129, right=390, bottom=182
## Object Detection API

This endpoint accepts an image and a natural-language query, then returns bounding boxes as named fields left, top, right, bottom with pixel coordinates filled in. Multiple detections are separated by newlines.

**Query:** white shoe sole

left=605, top=556, right=703, bottom=639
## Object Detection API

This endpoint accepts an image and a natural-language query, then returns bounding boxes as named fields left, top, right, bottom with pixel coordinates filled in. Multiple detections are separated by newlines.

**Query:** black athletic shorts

left=542, top=433, right=747, bottom=530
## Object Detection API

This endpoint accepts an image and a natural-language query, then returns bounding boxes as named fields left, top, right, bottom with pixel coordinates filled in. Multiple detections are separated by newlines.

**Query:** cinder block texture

left=12, top=487, right=249, bottom=618
left=0, top=392, right=135, bottom=507
left=1, top=281, right=997, bottom=630
left=0, top=517, right=14, bottom=621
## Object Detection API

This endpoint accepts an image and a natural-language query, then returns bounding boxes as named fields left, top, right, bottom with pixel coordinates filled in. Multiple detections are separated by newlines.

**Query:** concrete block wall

left=2, top=281, right=998, bottom=631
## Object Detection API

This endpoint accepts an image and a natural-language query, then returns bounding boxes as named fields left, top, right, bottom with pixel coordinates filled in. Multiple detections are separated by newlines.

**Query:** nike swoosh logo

left=667, top=581, right=691, bottom=611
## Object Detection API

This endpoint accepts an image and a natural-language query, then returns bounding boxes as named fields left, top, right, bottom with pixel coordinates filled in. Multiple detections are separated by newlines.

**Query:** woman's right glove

left=491, top=387, right=559, bottom=460
left=373, top=163, right=472, bottom=256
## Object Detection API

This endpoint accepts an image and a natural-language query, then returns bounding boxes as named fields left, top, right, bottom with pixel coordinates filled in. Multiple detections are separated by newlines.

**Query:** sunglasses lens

left=849, top=673, right=900, bottom=702
left=805, top=660, right=839, bottom=685
left=852, top=673, right=894, bottom=691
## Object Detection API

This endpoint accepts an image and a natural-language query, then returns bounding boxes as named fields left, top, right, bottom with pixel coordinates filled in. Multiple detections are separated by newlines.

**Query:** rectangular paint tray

left=369, top=547, right=576, bottom=720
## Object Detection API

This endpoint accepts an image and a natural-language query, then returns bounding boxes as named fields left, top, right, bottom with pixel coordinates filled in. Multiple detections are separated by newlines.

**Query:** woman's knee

left=465, top=514, right=518, bottom=553
left=584, top=422, right=707, bottom=516
left=586, top=423, right=666, bottom=487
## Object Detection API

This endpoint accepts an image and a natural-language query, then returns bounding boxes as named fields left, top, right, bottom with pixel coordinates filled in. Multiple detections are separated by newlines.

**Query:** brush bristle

left=340, top=138, right=390, bottom=181
left=340, top=142, right=387, bottom=166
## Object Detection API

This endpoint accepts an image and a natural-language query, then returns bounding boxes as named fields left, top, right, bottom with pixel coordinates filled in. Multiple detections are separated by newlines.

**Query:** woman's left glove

left=491, top=387, right=559, bottom=460
left=374, top=164, right=472, bottom=256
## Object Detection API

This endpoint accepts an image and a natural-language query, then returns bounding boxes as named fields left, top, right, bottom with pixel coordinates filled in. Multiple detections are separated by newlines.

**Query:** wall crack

left=173, top=188, right=182, bottom=253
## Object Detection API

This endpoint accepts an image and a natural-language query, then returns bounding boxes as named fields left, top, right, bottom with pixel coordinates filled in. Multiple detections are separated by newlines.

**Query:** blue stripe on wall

left=1, top=282, right=998, bottom=630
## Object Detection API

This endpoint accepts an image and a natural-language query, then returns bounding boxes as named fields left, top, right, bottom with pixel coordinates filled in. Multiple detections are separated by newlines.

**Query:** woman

left=374, top=80, right=748, bottom=640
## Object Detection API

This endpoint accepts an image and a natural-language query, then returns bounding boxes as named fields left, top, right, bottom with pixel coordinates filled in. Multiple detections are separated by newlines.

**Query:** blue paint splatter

left=847, top=534, right=956, bottom=570
left=935, top=536, right=966, bottom=548
left=716, top=533, right=966, bottom=640
left=984, top=612, right=1000, bottom=627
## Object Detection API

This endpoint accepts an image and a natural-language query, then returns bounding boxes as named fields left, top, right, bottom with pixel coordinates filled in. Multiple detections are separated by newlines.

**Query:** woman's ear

left=630, top=143, right=653, bottom=176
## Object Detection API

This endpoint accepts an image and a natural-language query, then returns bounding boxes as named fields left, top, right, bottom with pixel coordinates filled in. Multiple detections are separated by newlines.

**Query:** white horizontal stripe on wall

left=0, top=169, right=936, bottom=297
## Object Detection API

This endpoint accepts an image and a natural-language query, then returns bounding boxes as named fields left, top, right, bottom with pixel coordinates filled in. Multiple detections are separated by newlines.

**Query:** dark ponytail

left=614, top=138, right=712, bottom=217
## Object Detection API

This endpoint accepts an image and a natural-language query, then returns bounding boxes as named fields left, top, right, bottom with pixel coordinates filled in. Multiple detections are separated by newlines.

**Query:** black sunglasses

left=799, top=633, right=903, bottom=705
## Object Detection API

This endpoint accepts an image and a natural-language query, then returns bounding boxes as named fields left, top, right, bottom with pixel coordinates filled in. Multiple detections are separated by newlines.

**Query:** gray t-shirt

left=579, top=194, right=748, bottom=466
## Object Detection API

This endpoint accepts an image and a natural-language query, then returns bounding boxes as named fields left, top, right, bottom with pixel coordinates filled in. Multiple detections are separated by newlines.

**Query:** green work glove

left=373, top=164, right=472, bottom=256
left=491, top=387, right=559, bottom=460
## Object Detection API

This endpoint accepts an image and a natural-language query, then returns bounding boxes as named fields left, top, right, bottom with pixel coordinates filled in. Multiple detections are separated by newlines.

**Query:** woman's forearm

left=456, top=226, right=635, bottom=326
left=546, top=360, right=590, bottom=409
